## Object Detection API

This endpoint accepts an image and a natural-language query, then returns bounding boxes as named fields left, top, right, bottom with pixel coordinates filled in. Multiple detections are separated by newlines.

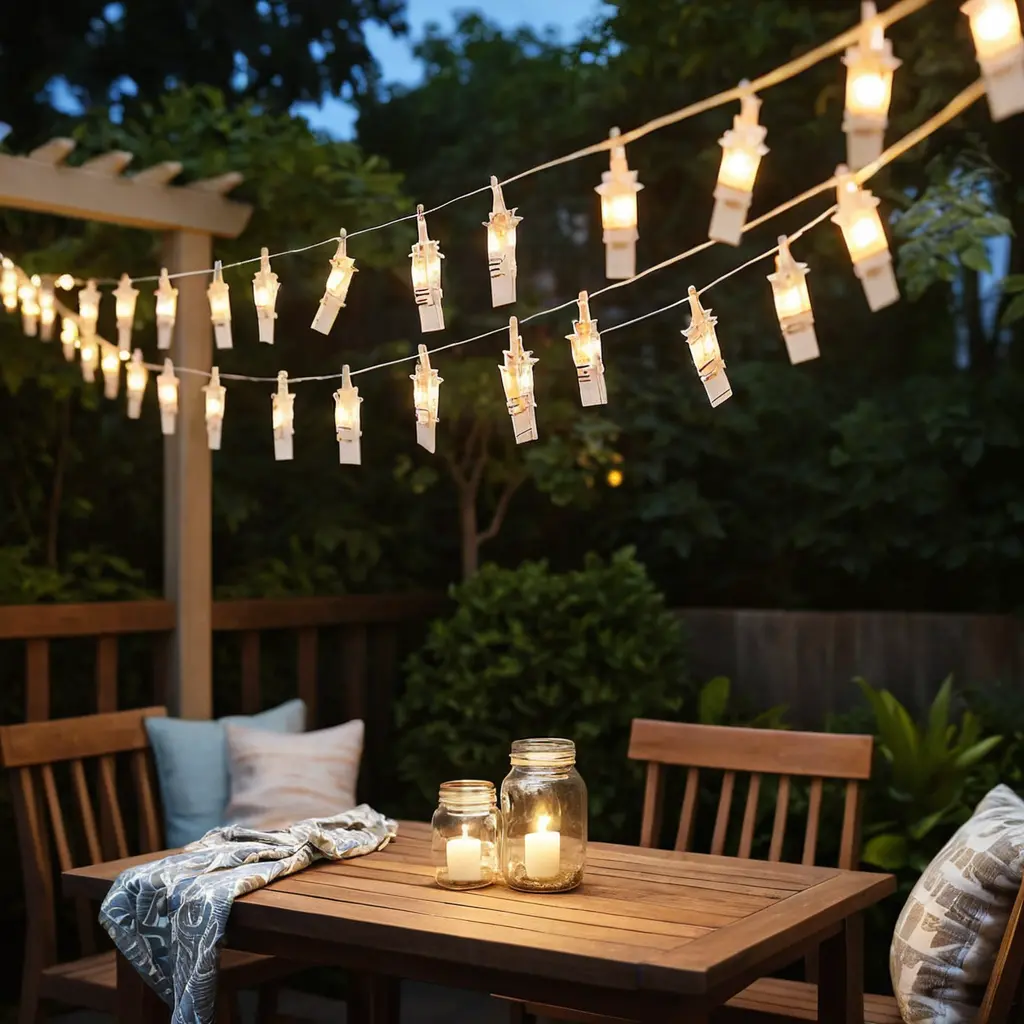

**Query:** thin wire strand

left=40, top=78, right=985, bottom=386
left=11, top=0, right=934, bottom=289
left=500, top=0, right=936, bottom=185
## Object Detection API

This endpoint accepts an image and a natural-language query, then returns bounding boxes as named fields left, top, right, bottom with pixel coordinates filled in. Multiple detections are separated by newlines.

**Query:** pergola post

left=162, top=230, right=214, bottom=719
left=0, top=139, right=251, bottom=722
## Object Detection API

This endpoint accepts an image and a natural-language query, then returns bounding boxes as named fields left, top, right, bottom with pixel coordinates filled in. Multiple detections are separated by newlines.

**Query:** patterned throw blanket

left=99, top=805, right=397, bottom=1024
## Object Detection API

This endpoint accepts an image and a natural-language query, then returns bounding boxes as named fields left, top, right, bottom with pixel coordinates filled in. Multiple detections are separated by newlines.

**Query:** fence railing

left=679, top=608, right=1024, bottom=723
left=0, top=593, right=445, bottom=801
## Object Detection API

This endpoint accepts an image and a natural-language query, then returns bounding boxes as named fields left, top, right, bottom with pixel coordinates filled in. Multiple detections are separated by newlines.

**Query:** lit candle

left=524, top=815, right=561, bottom=880
left=446, top=825, right=482, bottom=883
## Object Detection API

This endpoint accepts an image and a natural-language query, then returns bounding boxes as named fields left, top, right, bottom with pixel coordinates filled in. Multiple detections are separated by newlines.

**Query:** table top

left=65, top=820, right=893, bottom=1000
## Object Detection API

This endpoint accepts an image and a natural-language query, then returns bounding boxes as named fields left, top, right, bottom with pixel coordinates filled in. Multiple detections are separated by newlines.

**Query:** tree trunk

left=459, top=487, right=479, bottom=581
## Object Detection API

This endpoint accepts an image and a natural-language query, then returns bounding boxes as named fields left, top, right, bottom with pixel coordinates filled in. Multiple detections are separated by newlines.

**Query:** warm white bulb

left=976, top=2, right=1016, bottom=42
left=850, top=215, right=882, bottom=252
left=601, top=191, right=638, bottom=231
left=719, top=148, right=759, bottom=193
left=775, top=284, right=809, bottom=319
left=850, top=71, right=888, bottom=110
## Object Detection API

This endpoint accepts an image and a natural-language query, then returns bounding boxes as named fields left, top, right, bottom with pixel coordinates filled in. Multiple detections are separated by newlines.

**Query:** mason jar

left=431, top=780, right=500, bottom=890
left=500, top=738, right=587, bottom=892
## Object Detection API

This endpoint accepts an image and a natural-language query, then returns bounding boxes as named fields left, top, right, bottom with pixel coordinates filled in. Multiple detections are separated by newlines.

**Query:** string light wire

left=34, top=77, right=983, bottom=386
left=20, top=0, right=938, bottom=290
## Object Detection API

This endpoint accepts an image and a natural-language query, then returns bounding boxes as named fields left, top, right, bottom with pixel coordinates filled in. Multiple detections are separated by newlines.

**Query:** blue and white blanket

left=99, top=805, right=397, bottom=1024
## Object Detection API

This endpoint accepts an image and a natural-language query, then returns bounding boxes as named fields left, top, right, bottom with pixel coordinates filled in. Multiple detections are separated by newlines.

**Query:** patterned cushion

left=224, top=718, right=364, bottom=830
left=890, top=784, right=1024, bottom=1023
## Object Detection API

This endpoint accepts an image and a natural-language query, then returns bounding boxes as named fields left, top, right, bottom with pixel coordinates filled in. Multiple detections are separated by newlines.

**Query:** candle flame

left=537, top=815, right=550, bottom=833
left=461, top=824, right=469, bottom=839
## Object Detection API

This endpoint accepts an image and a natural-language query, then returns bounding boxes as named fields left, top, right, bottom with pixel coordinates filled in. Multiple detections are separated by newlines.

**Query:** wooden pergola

left=0, top=139, right=253, bottom=719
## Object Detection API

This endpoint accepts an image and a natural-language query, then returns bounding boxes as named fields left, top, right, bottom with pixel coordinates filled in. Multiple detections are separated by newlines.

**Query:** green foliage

left=696, top=675, right=789, bottom=729
left=857, top=677, right=1002, bottom=873
left=394, top=550, right=692, bottom=840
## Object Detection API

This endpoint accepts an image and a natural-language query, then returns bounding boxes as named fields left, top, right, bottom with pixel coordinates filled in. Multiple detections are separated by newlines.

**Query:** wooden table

left=64, top=820, right=893, bottom=1024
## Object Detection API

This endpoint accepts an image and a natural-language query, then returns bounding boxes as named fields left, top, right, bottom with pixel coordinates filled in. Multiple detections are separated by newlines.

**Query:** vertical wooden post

left=162, top=230, right=213, bottom=720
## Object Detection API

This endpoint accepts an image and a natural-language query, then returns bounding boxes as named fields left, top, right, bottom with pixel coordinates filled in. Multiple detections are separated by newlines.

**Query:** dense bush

left=394, top=549, right=693, bottom=841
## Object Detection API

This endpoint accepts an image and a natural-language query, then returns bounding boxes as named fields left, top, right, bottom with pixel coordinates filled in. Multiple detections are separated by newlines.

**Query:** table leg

left=349, top=972, right=400, bottom=1024
left=116, top=951, right=167, bottom=1023
left=818, top=913, right=864, bottom=1024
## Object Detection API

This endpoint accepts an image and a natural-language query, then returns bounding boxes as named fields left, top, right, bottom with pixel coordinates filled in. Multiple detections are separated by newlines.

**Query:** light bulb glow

left=843, top=6, right=900, bottom=122
left=600, top=191, right=639, bottom=232
left=156, top=359, right=179, bottom=435
left=333, top=365, right=363, bottom=465
left=271, top=371, right=295, bottom=460
left=499, top=317, right=539, bottom=444
left=78, top=281, right=100, bottom=336
left=20, top=277, right=40, bottom=336
left=154, top=267, right=178, bottom=349
left=964, top=0, right=1022, bottom=57
left=849, top=71, right=889, bottom=111
left=410, top=206, right=445, bottom=332
left=485, top=177, right=522, bottom=307
left=682, top=286, right=732, bottom=407
left=101, top=341, right=121, bottom=398
left=718, top=148, right=760, bottom=193
left=38, top=279, right=56, bottom=339
left=324, top=232, right=357, bottom=301
left=252, top=247, right=280, bottom=344
left=208, top=264, right=231, bottom=322
left=126, top=349, right=148, bottom=419
left=203, top=367, right=226, bottom=450
left=1, top=259, right=18, bottom=312
left=114, top=273, right=138, bottom=323
left=80, top=339, right=99, bottom=382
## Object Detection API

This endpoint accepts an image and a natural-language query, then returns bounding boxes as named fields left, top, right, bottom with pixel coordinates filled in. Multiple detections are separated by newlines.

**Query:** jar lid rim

left=510, top=737, right=576, bottom=765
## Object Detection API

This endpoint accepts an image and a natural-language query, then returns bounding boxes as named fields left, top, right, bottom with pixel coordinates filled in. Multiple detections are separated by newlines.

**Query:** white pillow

left=890, top=784, right=1024, bottom=1023
left=224, top=718, right=364, bottom=831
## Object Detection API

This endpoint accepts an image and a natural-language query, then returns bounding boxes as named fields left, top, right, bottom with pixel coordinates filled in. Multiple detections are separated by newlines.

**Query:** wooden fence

left=679, top=609, right=1024, bottom=724
left=0, top=593, right=445, bottom=801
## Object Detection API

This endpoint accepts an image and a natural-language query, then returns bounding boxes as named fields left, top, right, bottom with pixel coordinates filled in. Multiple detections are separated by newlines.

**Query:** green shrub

left=394, top=549, right=693, bottom=842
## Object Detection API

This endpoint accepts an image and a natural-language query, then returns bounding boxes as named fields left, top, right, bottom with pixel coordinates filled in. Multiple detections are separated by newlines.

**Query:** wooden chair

left=508, top=720, right=1024, bottom=1024
left=0, top=707, right=290, bottom=1023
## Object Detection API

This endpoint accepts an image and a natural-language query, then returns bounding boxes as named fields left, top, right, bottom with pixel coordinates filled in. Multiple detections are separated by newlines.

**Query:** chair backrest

left=628, top=719, right=874, bottom=869
left=0, top=706, right=167, bottom=969
left=979, top=878, right=1024, bottom=1024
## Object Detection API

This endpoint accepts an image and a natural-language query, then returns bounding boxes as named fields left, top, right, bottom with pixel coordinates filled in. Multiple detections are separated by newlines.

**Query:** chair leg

left=255, top=984, right=280, bottom=1024
left=508, top=1002, right=538, bottom=1024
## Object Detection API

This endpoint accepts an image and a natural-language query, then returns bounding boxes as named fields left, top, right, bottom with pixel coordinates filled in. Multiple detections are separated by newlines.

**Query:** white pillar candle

left=524, top=815, right=561, bottom=879
left=446, top=826, right=482, bottom=883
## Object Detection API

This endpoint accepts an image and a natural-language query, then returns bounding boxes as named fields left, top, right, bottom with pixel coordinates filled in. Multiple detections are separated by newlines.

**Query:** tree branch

left=477, top=472, right=526, bottom=546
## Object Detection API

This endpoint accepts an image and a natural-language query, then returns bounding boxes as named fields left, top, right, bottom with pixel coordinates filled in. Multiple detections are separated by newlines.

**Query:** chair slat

left=131, top=750, right=161, bottom=853
left=838, top=779, right=863, bottom=871
left=711, top=771, right=736, bottom=856
left=769, top=775, right=791, bottom=862
left=978, top=879, right=1024, bottom=1024
left=802, top=777, right=823, bottom=866
left=738, top=773, right=762, bottom=860
left=42, top=764, right=97, bottom=955
left=296, top=628, right=318, bottom=727
left=674, top=767, right=700, bottom=852
left=40, top=764, right=73, bottom=871
left=98, top=756, right=129, bottom=859
left=11, top=768, right=57, bottom=964
left=639, top=762, right=663, bottom=848
left=241, top=631, right=261, bottom=714
left=70, top=758, right=103, bottom=865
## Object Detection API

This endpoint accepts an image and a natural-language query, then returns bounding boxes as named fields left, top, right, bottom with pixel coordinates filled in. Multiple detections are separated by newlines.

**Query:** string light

left=831, top=165, right=899, bottom=311
left=157, top=359, right=179, bottom=435
left=208, top=260, right=233, bottom=350
left=113, top=273, right=139, bottom=358
left=709, top=85, right=769, bottom=246
left=333, top=364, right=363, bottom=465
left=60, top=316, right=78, bottom=361
left=962, top=0, right=1024, bottom=120
left=486, top=176, right=522, bottom=307
left=1, top=259, right=18, bottom=312
left=252, top=247, right=280, bottom=344
left=19, top=276, right=40, bottom=337
left=683, top=286, right=732, bottom=407
left=271, top=370, right=294, bottom=461
left=311, top=231, right=357, bottom=335
left=100, top=341, right=121, bottom=399
left=38, top=277, right=56, bottom=341
left=595, top=127, right=643, bottom=280
left=78, top=280, right=100, bottom=338
left=411, top=344, right=443, bottom=453
left=499, top=316, right=539, bottom=444
left=567, top=290, right=607, bottom=407
left=203, top=367, right=226, bottom=450
left=54, top=274, right=76, bottom=291
left=410, top=205, right=445, bottom=333
left=126, top=349, right=148, bottom=419
left=155, top=268, right=178, bottom=350
left=79, top=337, right=99, bottom=383
left=767, top=235, right=819, bottom=364
left=843, top=2, right=901, bottom=170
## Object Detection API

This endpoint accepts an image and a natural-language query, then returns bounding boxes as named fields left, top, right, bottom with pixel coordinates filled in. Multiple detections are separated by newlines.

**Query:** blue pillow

left=146, top=699, right=306, bottom=847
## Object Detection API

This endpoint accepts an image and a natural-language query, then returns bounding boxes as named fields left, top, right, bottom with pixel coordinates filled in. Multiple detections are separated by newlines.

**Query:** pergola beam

left=0, top=151, right=251, bottom=237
